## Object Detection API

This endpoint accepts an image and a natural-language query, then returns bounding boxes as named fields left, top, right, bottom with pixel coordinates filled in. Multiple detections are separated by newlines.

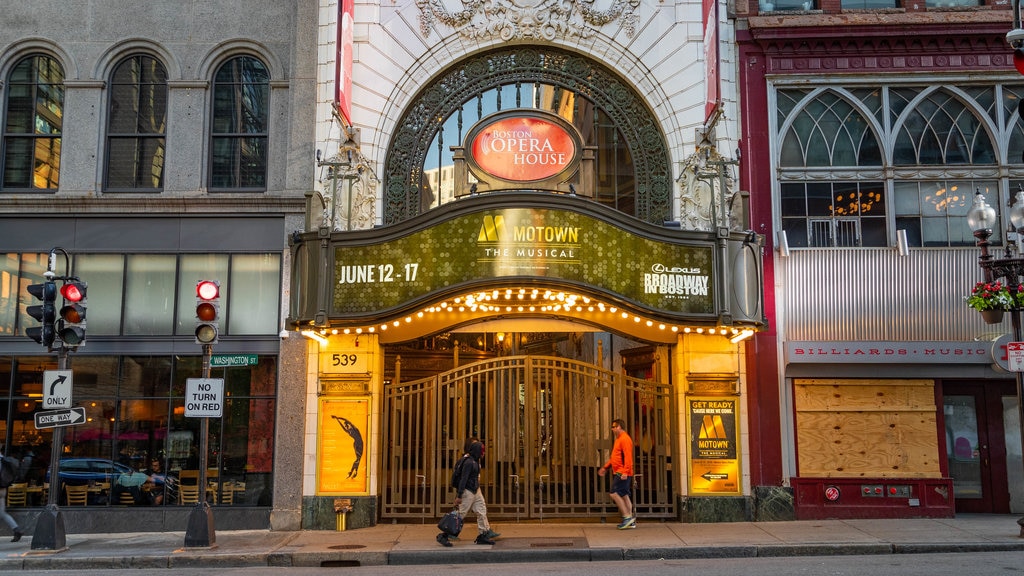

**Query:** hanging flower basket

left=980, top=309, right=1005, bottom=324
left=965, top=281, right=1013, bottom=316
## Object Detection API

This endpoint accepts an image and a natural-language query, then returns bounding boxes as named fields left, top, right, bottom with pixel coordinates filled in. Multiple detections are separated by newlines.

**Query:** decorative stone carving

left=677, top=149, right=742, bottom=232
left=321, top=149, right=379, bottom=232
left=416, top=0, right=641, bottom=41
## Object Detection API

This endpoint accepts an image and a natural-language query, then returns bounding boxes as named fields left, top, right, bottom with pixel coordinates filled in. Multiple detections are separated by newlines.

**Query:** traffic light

left=26, top=280, right=57, bottom=347
left=57, top=280, right=87, bottom=347
left=195, top=280, right=220, bottom=344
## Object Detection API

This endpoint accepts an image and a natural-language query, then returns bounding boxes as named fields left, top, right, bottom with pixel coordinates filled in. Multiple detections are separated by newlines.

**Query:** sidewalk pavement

left=1, top=514, right=1022, bottom=570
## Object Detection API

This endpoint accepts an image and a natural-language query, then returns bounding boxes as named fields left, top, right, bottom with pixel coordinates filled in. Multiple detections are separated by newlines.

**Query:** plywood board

left=794, top=379, right=941, bottom=478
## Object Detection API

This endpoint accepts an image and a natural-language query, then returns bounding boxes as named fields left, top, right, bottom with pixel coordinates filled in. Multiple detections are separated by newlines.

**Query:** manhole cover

left=329, top=544, right=366, bottom=550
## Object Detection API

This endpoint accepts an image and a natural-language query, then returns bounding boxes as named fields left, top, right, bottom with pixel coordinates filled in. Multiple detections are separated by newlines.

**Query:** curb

left=3, top=541, right=1021, bottom=571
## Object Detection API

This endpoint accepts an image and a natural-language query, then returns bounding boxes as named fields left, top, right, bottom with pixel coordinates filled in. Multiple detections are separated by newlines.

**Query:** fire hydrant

left=334, top=498, right=353, bottom=531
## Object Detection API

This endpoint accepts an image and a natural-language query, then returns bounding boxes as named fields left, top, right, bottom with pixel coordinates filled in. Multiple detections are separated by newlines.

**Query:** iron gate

left=382, top=355, right=675, bottom=521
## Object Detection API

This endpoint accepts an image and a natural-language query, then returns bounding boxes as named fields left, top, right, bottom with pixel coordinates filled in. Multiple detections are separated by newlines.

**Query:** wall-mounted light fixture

left=896, top=229, right=909, bottom=257
left=776, top=230, right=790, bottom=257
left=729, top=329, right=755, bottom=344
left=300, top=330, right=328, bottom=345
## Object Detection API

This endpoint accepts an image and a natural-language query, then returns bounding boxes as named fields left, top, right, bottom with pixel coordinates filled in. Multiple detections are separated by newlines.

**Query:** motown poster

left=317, top=397, right=369, bottom=495
left=686, top=396, right=741, bottom=495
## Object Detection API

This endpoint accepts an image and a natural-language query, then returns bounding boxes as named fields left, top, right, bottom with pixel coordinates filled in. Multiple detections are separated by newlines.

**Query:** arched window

left=778, top=89, right=885, bottom=247
left=2, top=54, right=64, bottom=191
left=209, top=56, right=269, bottom=190
left=779, top=89, right=881, bottom=168
left=384, top=47, right=672, bottom=225
left=777, top=84, right=1004, bottom=248
left=105, top=54, right=167, bottom=191
left=892, top=88, right=995, bottom=166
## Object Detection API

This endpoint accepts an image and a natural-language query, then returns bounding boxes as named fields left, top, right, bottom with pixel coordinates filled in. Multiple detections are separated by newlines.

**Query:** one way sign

left=34, top=407, right=86, bottom=429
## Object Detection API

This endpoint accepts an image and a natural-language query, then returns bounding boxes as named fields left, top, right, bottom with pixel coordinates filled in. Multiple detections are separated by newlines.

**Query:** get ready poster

left=687, top=396, right=741, bottom=495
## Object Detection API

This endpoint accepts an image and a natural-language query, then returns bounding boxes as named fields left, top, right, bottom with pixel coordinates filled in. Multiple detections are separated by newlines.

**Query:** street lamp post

left=966, top=189, right=1024, bottom=536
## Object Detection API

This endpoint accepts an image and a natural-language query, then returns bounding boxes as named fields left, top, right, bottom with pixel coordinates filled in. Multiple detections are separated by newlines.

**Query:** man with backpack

left=0, top=450, right=24, bottom=542
left=437, top=439, right=498, bottom=547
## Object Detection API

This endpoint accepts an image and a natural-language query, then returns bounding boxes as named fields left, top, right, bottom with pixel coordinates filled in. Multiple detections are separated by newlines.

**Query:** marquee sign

left=331, top=205, right=715, bottom=318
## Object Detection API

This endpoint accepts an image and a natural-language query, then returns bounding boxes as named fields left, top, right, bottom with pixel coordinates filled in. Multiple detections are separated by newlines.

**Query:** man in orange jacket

left=598, top=418, right=635, bottom=529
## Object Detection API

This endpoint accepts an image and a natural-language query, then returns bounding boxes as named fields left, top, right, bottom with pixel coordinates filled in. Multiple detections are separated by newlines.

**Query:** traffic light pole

left=184, top=343, right=216, bottom=548
left=31, top=345, right=70, bottom=551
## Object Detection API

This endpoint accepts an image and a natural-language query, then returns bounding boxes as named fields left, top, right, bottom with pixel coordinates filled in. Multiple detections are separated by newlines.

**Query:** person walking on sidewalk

left=0, top=450, right=24, bottom=542
left=438, top=440, right=497, bottom=547
left=598, top=418, right=635, bottom=529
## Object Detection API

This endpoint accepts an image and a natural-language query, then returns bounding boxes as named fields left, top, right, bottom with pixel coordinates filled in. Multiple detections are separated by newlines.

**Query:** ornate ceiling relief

left=416, top=0, right=641, bottom=41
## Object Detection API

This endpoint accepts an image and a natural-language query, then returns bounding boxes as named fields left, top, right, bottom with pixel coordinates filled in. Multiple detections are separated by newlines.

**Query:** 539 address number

left=320, top=351, right=368, bottom=374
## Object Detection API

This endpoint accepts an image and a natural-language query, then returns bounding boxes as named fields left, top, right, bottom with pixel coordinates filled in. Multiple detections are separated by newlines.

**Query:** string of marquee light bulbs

left=300, top=286, right=754, bottom=344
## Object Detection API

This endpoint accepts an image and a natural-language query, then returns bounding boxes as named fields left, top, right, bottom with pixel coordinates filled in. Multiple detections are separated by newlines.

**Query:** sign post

left=184, top=344, right=218, bottom=548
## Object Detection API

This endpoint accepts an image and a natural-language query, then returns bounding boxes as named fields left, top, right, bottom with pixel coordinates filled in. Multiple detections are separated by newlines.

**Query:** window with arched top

left=209, top=56, right=269, bottom=191
left=383, top=47, right=672, bottom=225
left=891, top=88, right=996, bottom=166
left=779, top=89, right=881, bottom=168
left=2, top=54, right=64, bottom=191
left=105, top=54, right=167, bottom=191
left=776, top=84, right=1010, bottom=248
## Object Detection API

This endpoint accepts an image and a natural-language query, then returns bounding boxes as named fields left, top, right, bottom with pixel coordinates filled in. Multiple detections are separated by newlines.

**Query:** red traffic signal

left=195, top=280, right=220, bottom=344
left=57, top=280, right=87, bottom=347
left=61, top=281, right=86, bottom=302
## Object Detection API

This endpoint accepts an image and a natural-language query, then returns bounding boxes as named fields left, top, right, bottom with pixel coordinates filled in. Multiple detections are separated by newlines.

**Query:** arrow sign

left=701, top=471, right=729, bottom=481
left=34, top=407, right=86, bottom=429
left=43, top=369, right=73, bottom=409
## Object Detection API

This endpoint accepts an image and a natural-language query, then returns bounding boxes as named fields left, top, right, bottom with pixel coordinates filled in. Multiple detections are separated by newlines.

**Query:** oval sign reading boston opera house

left=468, top=112, right=579, bottom=183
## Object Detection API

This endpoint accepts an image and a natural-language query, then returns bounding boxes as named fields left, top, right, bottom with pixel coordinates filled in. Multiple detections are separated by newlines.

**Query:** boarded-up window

left=794, top=378, right=941, bottom=478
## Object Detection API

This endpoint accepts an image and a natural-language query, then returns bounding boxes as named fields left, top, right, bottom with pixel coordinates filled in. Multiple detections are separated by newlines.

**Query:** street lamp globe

left=966, top=190, right=997, bottom=234
left=1011, top=189, right=1024, bottom=233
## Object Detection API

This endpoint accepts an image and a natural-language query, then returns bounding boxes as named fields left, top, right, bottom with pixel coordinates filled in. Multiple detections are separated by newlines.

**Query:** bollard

left=334, top=498, right=353, bottom=531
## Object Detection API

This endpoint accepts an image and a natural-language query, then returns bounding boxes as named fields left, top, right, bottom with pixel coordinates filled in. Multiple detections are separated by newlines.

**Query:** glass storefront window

left=73, top=254, right=125, bottom=335
left=0, top=354, right=276, bottom=508
left=124, top=254, right=176, bottom=335
left=228, top=254, right=280, bottom=335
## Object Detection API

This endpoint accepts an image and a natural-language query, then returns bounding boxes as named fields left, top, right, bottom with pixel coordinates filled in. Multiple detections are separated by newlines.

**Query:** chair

left=217, top=481, right=234, bottom=505
left=178, top=484, right=200, bottom=505
left=6, top=483, right=27, bottom=507
left=65, top=484, right=89, bottom=506
left=117, top=491, right=136, bottom=505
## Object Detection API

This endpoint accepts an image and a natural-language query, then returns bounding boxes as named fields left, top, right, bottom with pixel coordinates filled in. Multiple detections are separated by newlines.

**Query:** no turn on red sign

left=1007, top=342, right=1024, bottom=372
left=185, top=378, right=224, bottom=417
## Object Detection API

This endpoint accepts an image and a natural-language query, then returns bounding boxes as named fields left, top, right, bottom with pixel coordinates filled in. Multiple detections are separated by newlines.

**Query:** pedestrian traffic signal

left=57, top=280, right=87, bottom=347
left=26, top=280, right=57, bottom=347
left=195, top=280, right=220, bottom=344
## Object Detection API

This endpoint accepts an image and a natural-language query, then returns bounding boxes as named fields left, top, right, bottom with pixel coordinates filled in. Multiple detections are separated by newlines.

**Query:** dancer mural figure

left=331, top=415, right=364, bottom=479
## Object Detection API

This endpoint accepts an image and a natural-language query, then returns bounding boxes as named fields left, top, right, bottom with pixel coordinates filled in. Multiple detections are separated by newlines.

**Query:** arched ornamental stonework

left=380, top=46, right=674, bottom=226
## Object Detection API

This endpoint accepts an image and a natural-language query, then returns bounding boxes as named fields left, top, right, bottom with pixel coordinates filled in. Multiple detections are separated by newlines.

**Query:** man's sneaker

left=483, top=529, right=501, bottom=539
left=474, top=534, right=496, bottom=545
left=11, top=530, right=23, bottom=543
left=616, top=516, right=637, bottom=530
left=436, top=533, right=453, bottom=547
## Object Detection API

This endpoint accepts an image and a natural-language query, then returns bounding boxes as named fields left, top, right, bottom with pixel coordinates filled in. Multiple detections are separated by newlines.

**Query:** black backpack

left=450, top=454, right=469, bottom=491
left=0, top=456, right=18, bottom=488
